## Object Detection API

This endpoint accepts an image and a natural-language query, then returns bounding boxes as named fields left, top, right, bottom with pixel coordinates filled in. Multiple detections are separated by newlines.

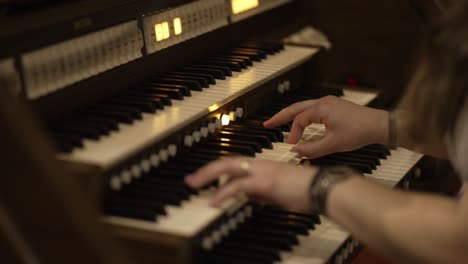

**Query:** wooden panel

left=0, top=84, right=134, bottom=264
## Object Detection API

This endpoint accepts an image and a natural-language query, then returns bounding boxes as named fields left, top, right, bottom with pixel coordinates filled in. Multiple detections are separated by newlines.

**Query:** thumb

left=291, top=135, right=335, bottom=159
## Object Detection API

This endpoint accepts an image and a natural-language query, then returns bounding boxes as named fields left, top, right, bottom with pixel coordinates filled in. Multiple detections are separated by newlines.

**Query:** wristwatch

left=309, top=166, right=358, bottom=215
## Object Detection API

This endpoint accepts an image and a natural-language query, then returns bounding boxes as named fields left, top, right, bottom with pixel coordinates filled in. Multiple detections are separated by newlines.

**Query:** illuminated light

left=155, top=23, right=164, bottom=42
left=154, top=21, right=170, bottom=42
left=229, top=111, right=236, bottom=121
left=162, top=21, right=170, bottom=39
left=221, top=114, right=231, bottom=126
left=173, top=17, right=182, bottom=35
left=208, top=103, right=220, bottom=112
left=231, top=0, right=259, bottom=15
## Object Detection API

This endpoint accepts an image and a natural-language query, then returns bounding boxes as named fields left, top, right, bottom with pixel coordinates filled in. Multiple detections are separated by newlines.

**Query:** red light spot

left=346, top=77, right=358, bottom=87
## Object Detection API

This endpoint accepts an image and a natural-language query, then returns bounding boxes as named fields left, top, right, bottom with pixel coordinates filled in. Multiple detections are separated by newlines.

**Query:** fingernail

left=290, top=146, right=298, bottom=153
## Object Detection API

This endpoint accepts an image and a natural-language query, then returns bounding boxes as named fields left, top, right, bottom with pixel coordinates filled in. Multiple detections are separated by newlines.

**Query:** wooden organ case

left=0, top=0, right=440, bottom=263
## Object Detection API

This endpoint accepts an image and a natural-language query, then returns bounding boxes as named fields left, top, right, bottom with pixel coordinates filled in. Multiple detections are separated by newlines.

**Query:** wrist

left=309, top=166, right=359, bottom=215
left=369, top=109, right=390, bottom=145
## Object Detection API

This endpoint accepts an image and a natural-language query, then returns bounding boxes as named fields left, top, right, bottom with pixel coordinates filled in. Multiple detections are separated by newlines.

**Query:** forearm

left=327, top=176, right=467, bottom=264
left=372, top=109, right=448, bottom=158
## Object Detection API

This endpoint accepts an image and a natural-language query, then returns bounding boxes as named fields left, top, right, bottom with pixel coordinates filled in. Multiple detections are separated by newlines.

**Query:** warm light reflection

left=231, top=0, right=259, bottom=15
left=221, top=114, right=231, bottom=126
left=173, top=17, right=182, bottom=35
left=208, top=103, right=220, bottom=112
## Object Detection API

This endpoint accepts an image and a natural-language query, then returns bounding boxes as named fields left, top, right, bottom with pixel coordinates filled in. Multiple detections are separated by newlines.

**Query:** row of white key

left=62, top=45, right=319, bottom=169
left=103, top=140, right=298, bottom=246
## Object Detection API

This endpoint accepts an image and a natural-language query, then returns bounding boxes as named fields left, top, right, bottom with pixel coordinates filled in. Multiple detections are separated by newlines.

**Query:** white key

left=59, top=46, right=319, bottom=169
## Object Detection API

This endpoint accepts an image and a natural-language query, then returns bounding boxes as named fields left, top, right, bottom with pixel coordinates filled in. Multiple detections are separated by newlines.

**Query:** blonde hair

left=398, top=0, right=468, bottom=145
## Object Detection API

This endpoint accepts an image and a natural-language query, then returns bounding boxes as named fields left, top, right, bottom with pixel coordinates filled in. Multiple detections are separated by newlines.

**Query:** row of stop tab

left=107, top=107, right=243, bottom=192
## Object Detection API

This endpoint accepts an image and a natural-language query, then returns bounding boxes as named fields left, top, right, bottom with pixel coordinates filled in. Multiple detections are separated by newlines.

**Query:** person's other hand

left=185, top=157, right=317, bottom=212
left=264, top=96, right=389, bottom=158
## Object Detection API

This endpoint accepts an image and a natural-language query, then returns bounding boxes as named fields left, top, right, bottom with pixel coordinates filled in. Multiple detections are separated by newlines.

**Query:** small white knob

left=220, top=223, right=230, bottom=236
left=236, top=211, right=245, bottom=223
left=208, top=123, right=216, bottom=133
left=215, top=118, right=222, bottom=129
left=140, top=159, right=151, bottom=173
left=277, top=83, right=285, bottom=94
left=150, top=154, right=160, bottom=167
left=200, top=127, right=209, bottom=138
left=284, top=80, right=291, bottom=91
left=184, top=135, right=193, bottom=147
left=192, top=131, right=201, bottom=142
left=228, top=217, right=237, bottom=230
left=168, top=144, right=177, bottom=157
left=131, top=164, right=141, bottom=178
left=202, top=237, right=213, bottom=251
left=110, top=176, right=122, bottom=191
left=235, top=107, right=244, bottom=118
left=120, top=170, right=132, bottom=184
left=245, top=205, right=253, bottom=217
left=211, top=231, right=221, bottom=244
left=159, top=149, right=169, bottom=162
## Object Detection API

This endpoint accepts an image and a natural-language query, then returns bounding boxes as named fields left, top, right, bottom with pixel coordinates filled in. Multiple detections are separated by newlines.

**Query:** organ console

left=0, top=0, right=436, bottom=263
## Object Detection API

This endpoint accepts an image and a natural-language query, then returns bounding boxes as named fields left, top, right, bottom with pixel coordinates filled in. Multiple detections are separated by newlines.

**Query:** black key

left=262, top=206, right=321, bottom=224
left=151, top=77, right=202, bottom=91
left=179, top=66, right=225, bottom=80
left=208, top=55, right=251, bottom=67
left=95, top=104, right=143, bottom=120
left=215, top=130, right=272, bottom=149
left=55, top=125, right=101, bottom=140
left=145, top=83, right=192, bottom=96
left=169, top=71, right=216, bottom=85
left=106, top=98, right=156, bottom=113
left=231, top=47, right=267, bottom=59
left=82, top=116, right=120, bottom=131
left=138, top=86, right=184, bottom=100
left=197, top=59, right=242, bottom=72
left=121, top=189, right=182, bottom=206
left=104, top=204, right=158, bottom=222
left=118, top=95, right=164, bottom=110
left=131, top=181, right=190, bottom=201
left=208, top=136, right=262, bottom=153
left=250, top=218, right=309, bottom=235
left=239, top=44, right=276, bottom=55
left=129, top=90, right=172, bottom=105
left=191, top=64, right=232, bottom=77
left=226, top=124, right=284, bottom=142
left=107, top=196, right=166, bottom=215
left=182, top=148, right=235, bottom=158
left=54, top=132, right=84, bottom=148
left=331, top=152, right=380, bottom=166
left=196, top=142, right=256, bottom=157
left=86, top=109, right=134, bottom=124
left=160, top=73, right=209, bottom=88
left=222, top=126, right=278, bottom=143
left=211, top=247, right=276, bottom=264
left=221, top=51, right=261, bottom=62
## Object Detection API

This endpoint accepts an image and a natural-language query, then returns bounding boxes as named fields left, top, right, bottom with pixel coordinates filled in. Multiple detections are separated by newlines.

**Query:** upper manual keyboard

left=55, top=44, right=319, bottom=169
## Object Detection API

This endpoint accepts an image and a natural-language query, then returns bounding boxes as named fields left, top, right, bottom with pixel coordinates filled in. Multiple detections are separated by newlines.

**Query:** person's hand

left=264, top=96, right=389, bottom=158
left=185, top=157, right=318, bottom=212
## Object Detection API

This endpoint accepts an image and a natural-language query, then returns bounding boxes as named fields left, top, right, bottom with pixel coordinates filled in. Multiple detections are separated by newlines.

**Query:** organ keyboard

left=0, top=1, right=425, bottom=263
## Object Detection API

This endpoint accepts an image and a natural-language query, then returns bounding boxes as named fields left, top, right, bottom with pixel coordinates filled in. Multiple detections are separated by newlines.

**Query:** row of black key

left=52, top=42, right=284, bottom=153
left=104, top=121, right=284, bottom=221
left=205, top=206, right=320, bottom=264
